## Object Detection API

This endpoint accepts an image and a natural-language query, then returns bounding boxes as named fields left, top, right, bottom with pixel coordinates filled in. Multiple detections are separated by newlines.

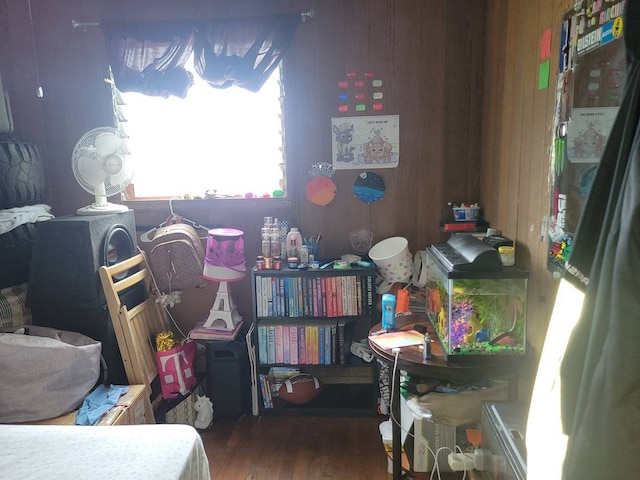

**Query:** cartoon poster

left=331, top=115, right=399, bottom=170
left=566, top=107, right=618, bottom=163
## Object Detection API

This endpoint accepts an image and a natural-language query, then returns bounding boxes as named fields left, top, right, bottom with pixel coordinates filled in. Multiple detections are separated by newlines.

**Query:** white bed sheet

left=0, top=424, right=211, bottom=480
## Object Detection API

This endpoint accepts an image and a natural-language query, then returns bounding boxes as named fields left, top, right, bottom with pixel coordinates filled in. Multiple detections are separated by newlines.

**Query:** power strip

left=448, top=452, right=475, bottom=471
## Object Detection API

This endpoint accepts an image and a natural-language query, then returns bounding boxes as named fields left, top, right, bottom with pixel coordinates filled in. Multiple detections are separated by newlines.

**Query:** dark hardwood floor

left=200, top=414, right=472, bottom=480
left=200, top=414, right=389, bottom=480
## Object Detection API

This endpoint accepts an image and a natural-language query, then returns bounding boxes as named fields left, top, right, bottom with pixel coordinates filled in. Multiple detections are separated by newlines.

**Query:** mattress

left=0, top=424, right=211, bottom=480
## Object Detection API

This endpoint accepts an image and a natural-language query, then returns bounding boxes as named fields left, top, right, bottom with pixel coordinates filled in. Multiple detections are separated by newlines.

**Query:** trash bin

left=205, top=336, right=251, bottom=416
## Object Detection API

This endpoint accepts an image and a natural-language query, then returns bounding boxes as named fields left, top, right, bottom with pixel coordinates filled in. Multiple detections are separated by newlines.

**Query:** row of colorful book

left=254, top=274, right=374, bottom=318
left=257, top=319, right=355, bottom=366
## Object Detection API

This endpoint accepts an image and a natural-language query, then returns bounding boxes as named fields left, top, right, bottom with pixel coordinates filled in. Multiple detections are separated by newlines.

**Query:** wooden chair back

left=98, top=252, right=169, bottom=423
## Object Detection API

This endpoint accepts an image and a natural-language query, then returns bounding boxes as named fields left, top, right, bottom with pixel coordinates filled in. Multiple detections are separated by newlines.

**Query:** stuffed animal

left=193, top=394, right=213, bottom=430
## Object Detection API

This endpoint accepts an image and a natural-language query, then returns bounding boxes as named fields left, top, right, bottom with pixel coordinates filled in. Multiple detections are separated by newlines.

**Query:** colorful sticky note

left=540, top=29, right=552, bottom=60
left=539, top=60, right=550, bottom=90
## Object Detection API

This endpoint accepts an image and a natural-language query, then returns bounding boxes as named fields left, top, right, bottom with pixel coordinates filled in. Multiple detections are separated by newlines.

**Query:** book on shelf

left=189, top=320, right=243, bottom=341
left=267, top=366, right=301, bottom=398
left=289, top=326, right=299, bottom=365
left=337, top=318, right=357, bottom=364
left=282, top=325, right=291, bottom=364
left=274, top=324, right=284, bottom=363
left=258, top=373, right=273, bottom=408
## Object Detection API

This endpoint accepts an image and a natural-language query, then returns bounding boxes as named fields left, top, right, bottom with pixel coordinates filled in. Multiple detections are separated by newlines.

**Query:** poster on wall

left=547, top=0, right=626, bottom=276
left=566, top=107, right=618, bottom=162
left=330, top=115, right=399, bottom=170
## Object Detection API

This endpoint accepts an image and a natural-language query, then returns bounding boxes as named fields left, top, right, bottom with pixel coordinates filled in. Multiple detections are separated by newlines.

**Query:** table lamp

left=202, top=228, right=246, bottom=330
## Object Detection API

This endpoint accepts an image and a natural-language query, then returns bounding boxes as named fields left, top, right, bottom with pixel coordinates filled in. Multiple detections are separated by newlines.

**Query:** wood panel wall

left=0, top=0, right=581, bottom=382
left=481, top=0, right=575, bottom=360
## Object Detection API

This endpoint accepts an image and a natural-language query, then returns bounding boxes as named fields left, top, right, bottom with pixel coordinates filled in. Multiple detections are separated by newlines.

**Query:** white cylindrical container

left=369, top=237, right=413, bottom=285
left=498, top=246, right=515, bottom=266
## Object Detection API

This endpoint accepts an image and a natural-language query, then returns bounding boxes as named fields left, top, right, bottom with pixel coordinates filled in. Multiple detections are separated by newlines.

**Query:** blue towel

left=75, top=385, right=129, bottom=425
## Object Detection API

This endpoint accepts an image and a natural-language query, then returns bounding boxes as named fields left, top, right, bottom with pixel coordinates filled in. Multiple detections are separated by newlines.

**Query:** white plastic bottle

left=285, top=227, right=303, bottom=259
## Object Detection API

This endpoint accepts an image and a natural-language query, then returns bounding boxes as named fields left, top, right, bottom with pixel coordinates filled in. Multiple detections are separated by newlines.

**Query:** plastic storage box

left=425, top=247, right=528, bottom=356
left=452, top=206, right=480, bottom=221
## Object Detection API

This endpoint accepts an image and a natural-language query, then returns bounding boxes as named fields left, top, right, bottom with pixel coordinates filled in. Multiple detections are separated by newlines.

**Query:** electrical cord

left=387, top=347, right=475, bottom=480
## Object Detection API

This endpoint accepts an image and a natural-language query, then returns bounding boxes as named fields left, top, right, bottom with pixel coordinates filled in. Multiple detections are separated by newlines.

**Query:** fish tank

left=424, top=247, right=528, bottom=357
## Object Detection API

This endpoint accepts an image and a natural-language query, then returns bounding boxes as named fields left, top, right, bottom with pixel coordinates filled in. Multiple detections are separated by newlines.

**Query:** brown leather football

left=278, top=374, right=323, bottom=405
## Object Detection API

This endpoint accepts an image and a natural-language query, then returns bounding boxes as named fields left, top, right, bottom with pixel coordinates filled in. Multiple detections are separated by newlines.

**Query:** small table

left=369, top=314, right=522, bottom=480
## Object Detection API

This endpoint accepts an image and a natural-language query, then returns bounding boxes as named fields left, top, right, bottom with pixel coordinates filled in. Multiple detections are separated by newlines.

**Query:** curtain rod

left=72, top=10, right=314, bottom=29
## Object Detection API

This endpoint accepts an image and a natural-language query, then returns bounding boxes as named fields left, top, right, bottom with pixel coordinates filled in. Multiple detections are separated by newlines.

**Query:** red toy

left=278, top=374, right=323, bottom=405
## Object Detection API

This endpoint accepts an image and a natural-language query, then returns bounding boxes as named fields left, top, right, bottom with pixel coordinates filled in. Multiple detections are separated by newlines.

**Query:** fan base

left=76, top=203, right=129, bottom=216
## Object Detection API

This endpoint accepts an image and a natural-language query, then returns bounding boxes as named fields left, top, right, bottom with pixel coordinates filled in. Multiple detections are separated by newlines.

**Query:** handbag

left=145, top=222, right=206, bottom=294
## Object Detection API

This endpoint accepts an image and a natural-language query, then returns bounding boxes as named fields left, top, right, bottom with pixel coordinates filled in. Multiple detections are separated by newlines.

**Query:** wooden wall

left=0, top=0, right=579, bottom=382
left=481, top=0, right=575, bottom=358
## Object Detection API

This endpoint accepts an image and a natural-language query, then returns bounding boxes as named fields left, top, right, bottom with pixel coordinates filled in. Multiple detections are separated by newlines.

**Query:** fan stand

left=76, top=194, right=129, bottom=216
left=77, top=203, right=129, bottom=215
left=202, top=282, right=242, bottom=330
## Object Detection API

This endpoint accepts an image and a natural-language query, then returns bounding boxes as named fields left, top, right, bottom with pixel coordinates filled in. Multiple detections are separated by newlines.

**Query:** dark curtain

left=194, top=14, right=301, bottom=92
left=560, top=1, right=640, bottom=479
left=102, top=15, right=301, bottom=98
left=102, top=21, right=196, bottom=98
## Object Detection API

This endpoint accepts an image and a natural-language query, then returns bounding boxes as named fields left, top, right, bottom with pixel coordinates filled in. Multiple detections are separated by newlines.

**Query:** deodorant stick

left=381, top=293, right=397, bottom=330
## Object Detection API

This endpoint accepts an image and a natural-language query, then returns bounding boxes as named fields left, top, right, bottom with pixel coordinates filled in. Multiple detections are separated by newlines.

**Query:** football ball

left=278, top=374, right=323, bottom=405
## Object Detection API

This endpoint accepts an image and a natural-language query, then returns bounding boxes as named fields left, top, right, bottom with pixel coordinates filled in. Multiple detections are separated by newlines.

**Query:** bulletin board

left=547, top=0, right=626, bottom=276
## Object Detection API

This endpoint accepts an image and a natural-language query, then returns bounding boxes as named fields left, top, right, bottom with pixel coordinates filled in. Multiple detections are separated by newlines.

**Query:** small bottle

left=286, top=227, right=303, bottom=259
left=270, top=219, right=281, bottom=258
left=423, top=332, right=431, bottom=360
left=381, top=293, right=396, bottom=330
left=300, top=244, right=310, bottom=264
left=261, top=226, right=271, bottom=259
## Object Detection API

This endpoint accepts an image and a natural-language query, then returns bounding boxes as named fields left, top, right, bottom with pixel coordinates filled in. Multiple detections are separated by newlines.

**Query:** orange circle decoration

left=306, top=176, right=337, bottom=206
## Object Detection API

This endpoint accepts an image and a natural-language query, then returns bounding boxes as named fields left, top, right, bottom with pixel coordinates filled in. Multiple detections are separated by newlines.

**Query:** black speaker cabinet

left=205, top=337, right=251, bottom=416
left=27, top=211, right=136, bottom=308
left=30, top=282, right=146, bottom=385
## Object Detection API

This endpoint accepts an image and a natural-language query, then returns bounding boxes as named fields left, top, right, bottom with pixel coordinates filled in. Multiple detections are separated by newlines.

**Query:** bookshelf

left=251, top=264, right=378, bottom=415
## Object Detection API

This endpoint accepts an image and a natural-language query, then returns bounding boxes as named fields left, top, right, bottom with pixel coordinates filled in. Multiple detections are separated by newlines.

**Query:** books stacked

left=257, top=319, right=355, bottom=366
left=189, top=320, right=243, bottom=341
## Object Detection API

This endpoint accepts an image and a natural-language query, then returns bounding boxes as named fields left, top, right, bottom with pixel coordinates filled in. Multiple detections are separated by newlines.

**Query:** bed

left=0, top=423, right=210, bottom=480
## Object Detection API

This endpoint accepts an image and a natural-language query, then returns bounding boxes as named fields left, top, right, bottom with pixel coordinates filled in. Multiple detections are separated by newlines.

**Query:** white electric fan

left=71, top=126, right=134, bottom=216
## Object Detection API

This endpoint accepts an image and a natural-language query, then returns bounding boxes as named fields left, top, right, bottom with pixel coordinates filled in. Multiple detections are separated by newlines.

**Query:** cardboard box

left=414, top=418, right=457, bottom=472
left=400, top=396, right=457, bottom=473
left=25, top=384, right=148, bottom=426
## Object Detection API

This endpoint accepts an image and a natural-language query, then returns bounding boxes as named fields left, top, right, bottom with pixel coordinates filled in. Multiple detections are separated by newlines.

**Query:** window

left=120, top=61, right=285, bottom=199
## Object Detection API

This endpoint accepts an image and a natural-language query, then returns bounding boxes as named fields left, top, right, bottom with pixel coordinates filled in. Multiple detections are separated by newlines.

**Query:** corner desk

left=368, top=314, right=522, bottom=480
